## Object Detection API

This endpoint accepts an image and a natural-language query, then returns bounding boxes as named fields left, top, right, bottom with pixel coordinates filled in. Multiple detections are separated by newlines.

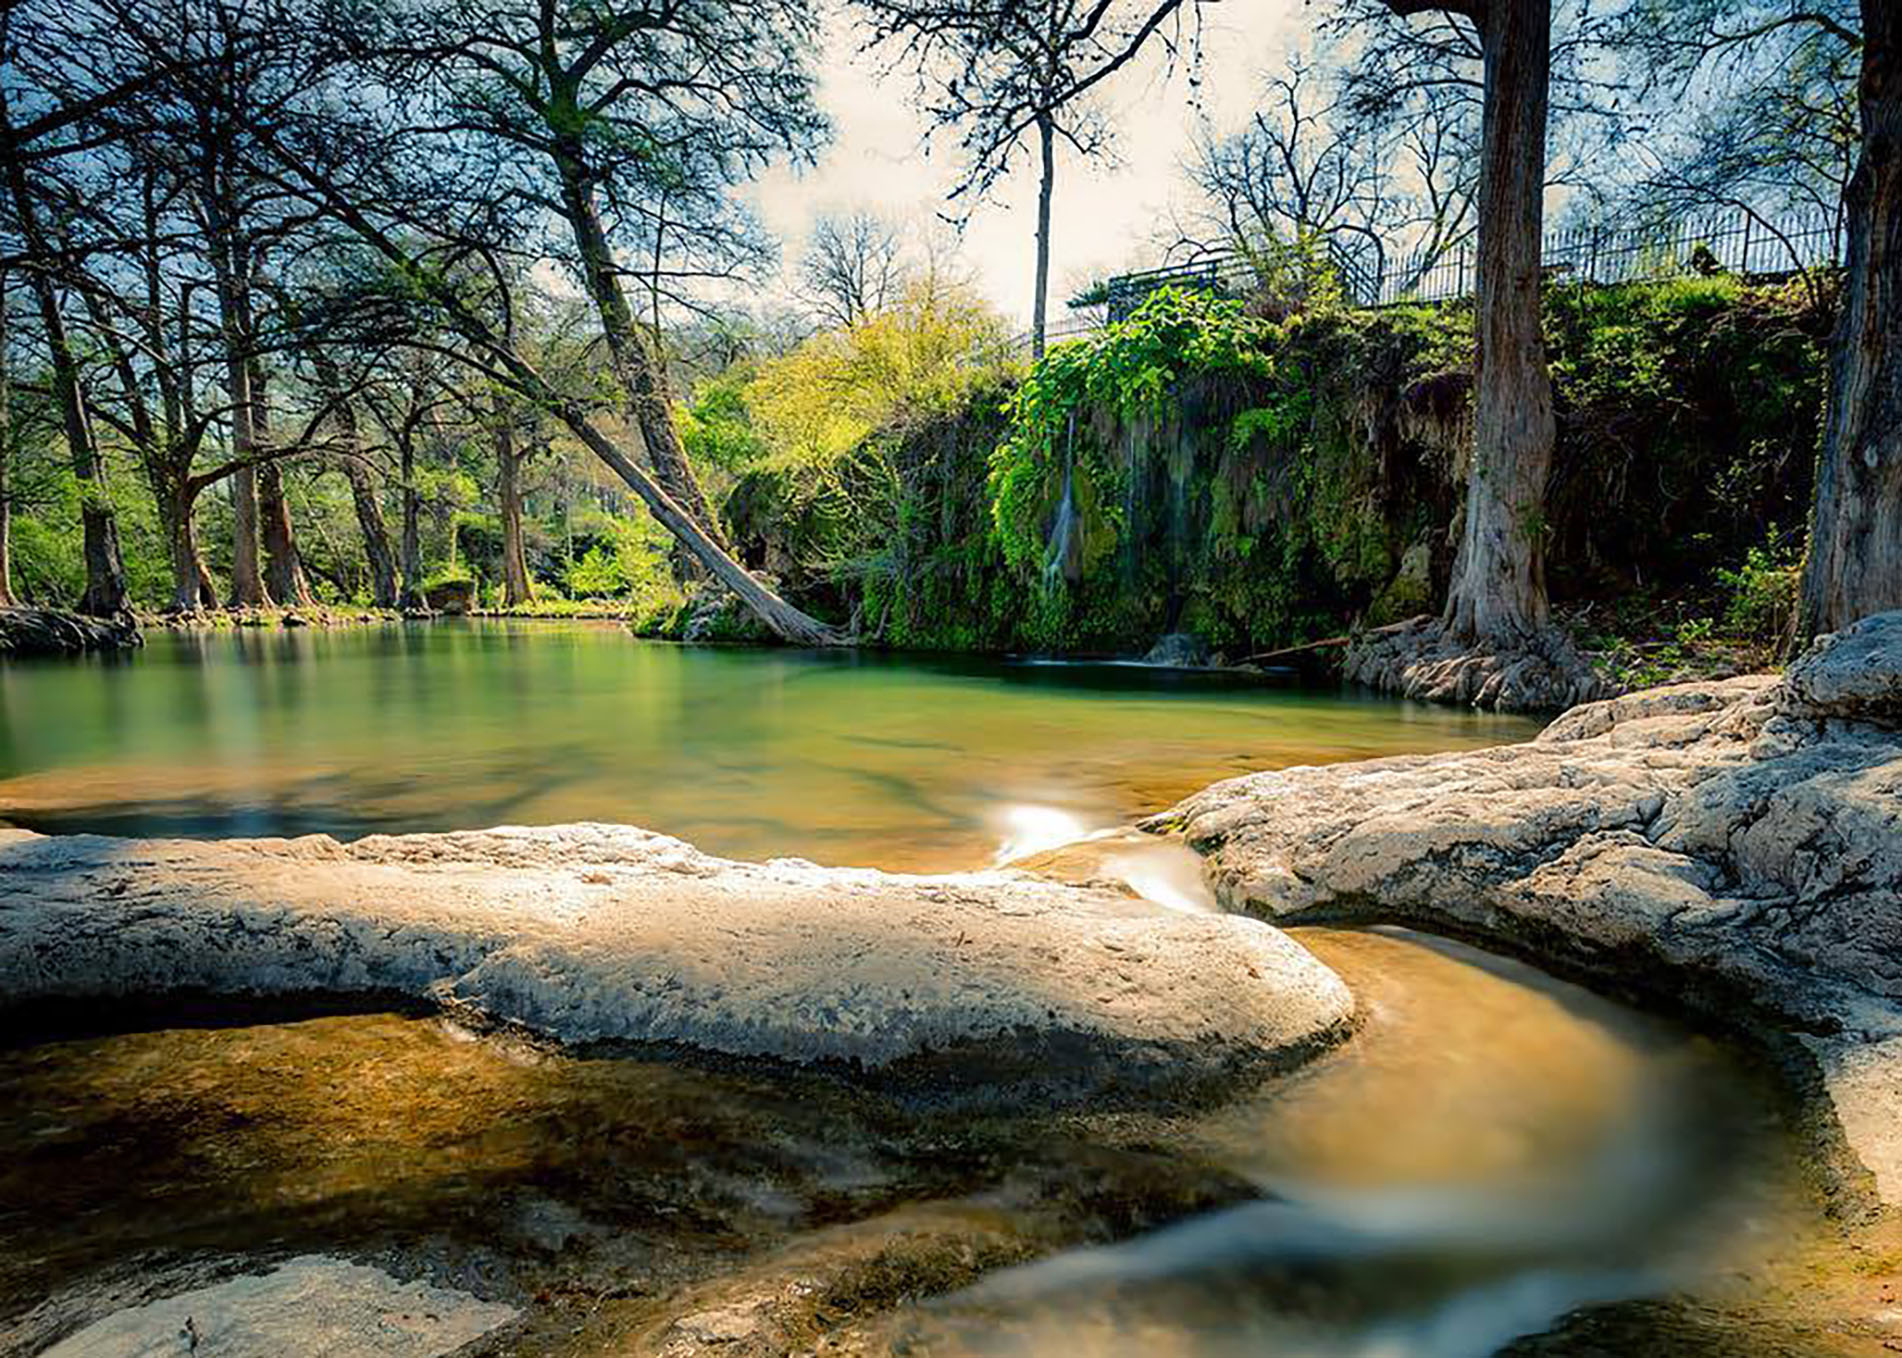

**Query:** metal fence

left=1071, top=204, right=1846, bottom=329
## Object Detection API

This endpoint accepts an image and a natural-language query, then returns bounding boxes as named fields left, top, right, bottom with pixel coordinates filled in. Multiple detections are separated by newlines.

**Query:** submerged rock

left=0, top=823, right=1351, bottom=1104
left=37, top=1255, right=516, bottom=1357
left=1149, top=612, right=1902, bottom=1204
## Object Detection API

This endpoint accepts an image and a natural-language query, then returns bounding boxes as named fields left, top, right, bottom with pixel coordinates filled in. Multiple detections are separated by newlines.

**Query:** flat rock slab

left=0, top=823, right=1350, bottom=1101
left=39, top=1256, right=516, bottom=1357
left=1150, top=612, right=1902, bottom=1204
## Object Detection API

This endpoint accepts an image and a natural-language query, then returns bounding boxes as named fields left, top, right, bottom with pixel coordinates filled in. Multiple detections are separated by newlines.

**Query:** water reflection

left=0, top=621, right=1534, bottom=870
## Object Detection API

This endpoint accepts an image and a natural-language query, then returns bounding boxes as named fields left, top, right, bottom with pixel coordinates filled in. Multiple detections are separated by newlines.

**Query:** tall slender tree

left=854, top=0, right=1203, bottom=358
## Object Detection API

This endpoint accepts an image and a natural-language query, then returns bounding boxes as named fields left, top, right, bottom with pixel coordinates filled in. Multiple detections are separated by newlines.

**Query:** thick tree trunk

left=495, top=409, right=533, bottom=609
left=163, top=487, right=206, bottom=614
left=1032, top=114, right=1056, bottom=361
left=342, top=455, right=400, bottom=610
left=258, top=461, right=314, bottom=607
left=1800, top=1, right=1902, bottom=638
left=250, top=361, right=315, bottom=609
left=0, top=135, right=127, bottom=617
left=398, top=433, right=426, bottom=612
left=35, top=277, right=128, bottom=617
left=1439, top=0, right=1556, bottom=645
left=214, top=267, right=268, bottom=609
left=0, top=272, right=14, bottom=610
left=553, top=154, right=728, bottom=553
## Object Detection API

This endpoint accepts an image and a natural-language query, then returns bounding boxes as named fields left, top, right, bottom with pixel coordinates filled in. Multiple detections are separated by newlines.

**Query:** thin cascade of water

left=1043, top=411, right=1081, bottom=587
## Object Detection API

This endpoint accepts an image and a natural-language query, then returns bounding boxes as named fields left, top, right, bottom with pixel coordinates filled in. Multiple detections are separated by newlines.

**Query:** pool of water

left=0, top=621, right=1534, bottom=870
left=0, top=623, right=1872, bottom=1357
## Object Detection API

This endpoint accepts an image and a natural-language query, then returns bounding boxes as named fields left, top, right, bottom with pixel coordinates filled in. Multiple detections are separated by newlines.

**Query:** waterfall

left=1042, top=411, right=1082, bottom=586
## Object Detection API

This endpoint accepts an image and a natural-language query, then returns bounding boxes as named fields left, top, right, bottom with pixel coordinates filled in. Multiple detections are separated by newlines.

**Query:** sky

left=746, top=2, right=1309, bottom=333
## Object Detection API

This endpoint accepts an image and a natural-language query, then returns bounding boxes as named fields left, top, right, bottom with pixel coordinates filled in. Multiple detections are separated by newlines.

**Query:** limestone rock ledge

left=1149, top=611, right=1902, bottom=1203
left=0, top=822, right=1352, bottom=1103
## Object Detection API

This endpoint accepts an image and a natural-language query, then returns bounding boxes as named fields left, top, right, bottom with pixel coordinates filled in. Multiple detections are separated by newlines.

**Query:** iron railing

left=1021, top=204, right=1848, bottom=348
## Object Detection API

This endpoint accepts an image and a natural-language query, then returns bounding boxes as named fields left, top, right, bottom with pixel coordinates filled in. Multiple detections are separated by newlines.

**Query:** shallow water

left=0, top=621, right=1531, bottom=869
left=0, top=625, right=1872, bottom=1356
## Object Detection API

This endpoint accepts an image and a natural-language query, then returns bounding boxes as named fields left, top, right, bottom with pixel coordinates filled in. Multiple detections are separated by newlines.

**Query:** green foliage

left=559, top=514, right=683, bottom=618
left=678, top=370, right=769, bottom=474
left=1715, top=527, right=1803, bottom=643
left=990, top=287, right=1274, bottom=580
left=745, top=281, right=1015, bottom=468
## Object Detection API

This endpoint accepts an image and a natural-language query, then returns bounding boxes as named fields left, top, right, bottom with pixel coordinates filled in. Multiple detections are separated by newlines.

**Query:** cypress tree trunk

left=342, top=455, right=399, bottom=610
left=1800, top=0, right=1902, bottom=637
left=213, top=260, right=268, bottom=609
left=554, top=154, right=728, bottom=553
left=0, top=271, right=14, bottom=609
left=398, top=430, right=425, bottom=612
left=249, top=362, right=315, bottom=609
left=1440, top=0, right=1556, bottom=644
left=0, top=120, right=127, bottom=616
left=495, top=410, right=533, bottom=608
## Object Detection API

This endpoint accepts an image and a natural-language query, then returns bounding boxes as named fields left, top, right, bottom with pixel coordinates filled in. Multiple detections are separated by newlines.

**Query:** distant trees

left=854, top=0, right=1204, bottom=357
left=798, top=211, right=907, bottom=330
left=1185, top=49, right=1477, bottom=295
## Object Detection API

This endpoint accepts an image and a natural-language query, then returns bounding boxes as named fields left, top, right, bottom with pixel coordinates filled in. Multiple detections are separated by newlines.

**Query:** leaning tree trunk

left=1032, top=113, right=1056, bottom=361
left=1800, top=0, right=1902, bottom=638
left=553, top=151, right=729, bottom=554
left=341, top=455, right=399, bottom=610
left=494, top=407, right=533, bottom=609
left=1439, top=0, right=1556, bottom=645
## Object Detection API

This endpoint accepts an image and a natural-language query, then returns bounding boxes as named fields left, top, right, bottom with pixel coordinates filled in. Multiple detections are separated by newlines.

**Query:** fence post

left=1739, top=211, right=1754, bottom=276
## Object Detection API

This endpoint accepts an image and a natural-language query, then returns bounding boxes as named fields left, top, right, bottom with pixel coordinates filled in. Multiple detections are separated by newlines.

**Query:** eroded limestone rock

left=1150, top=614, right=1902, bottom=1203
left=0, top=823, right=1351, bottom=1103
left=37, top=1256, right=516, bottom=1358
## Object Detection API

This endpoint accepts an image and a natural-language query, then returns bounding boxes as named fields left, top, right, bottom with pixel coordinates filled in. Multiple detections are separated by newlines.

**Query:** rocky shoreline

left=0, top=822, right=1352, bottom=1108
left=0, top=607, right=140, bottom=657
left=1148, top=609, right=1902, bottom=1209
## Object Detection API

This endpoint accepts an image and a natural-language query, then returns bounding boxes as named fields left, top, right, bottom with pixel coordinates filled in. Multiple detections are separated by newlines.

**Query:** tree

left=0, top=64, right=131, bottom=617
left=315, top=0, right=844, bottom=642
left=1185, top=50, right=1477, bottom=299
left=1339, top=0, right=1559, bottom=646
left=855, top=0, right=1203, bottom=358
left=0, top=270, right=15, bottom=607
left=1801, top=1, right=1898, bottom=634
left=798, top=210, right=906, bottom=329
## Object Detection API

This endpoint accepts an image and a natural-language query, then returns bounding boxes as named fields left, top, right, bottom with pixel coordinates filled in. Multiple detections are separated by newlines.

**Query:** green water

left=0, top=621, right=1534, bottom=870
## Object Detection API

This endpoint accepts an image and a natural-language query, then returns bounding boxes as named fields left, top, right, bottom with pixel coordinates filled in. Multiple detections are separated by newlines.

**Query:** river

left=0, top=623, right=1864, bottom=1357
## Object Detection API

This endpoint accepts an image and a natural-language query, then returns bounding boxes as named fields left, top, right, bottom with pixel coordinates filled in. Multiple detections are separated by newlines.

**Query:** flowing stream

left=0, top=623, right=1863, bottom=1357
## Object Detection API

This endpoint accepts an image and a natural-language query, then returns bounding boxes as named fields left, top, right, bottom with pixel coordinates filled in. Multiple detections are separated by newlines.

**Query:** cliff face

left=734, top=278, right=1829, bottom=662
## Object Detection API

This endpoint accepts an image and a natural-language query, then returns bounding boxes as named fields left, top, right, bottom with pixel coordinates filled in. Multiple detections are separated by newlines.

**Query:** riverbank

left=0, top=607, right=140, bottom=657
left=1148, top=609, right=1902, bottom=1215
